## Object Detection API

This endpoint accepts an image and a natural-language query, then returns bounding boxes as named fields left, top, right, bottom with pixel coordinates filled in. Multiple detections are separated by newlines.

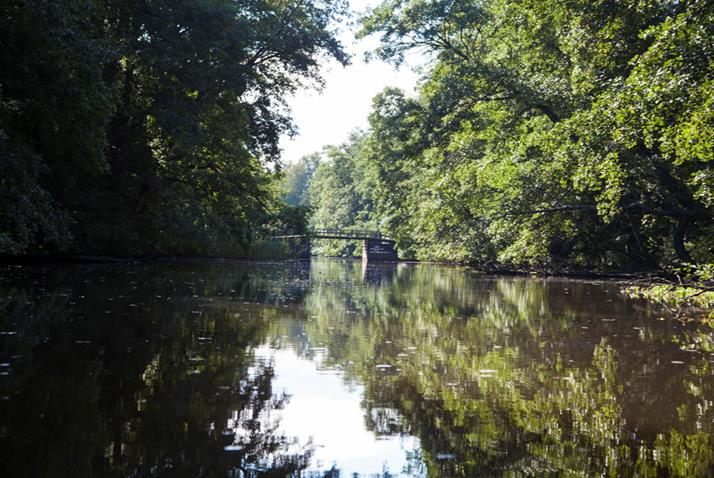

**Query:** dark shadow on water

left=0, top=262, right=315, bottom=477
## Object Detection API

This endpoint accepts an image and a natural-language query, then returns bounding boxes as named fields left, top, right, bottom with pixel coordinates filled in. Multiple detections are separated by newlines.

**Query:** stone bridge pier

left=361, top=238, right=399, bottom=262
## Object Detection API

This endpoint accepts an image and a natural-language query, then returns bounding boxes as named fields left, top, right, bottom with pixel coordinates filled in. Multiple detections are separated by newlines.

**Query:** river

left=1, top=259, right=712, bottom=477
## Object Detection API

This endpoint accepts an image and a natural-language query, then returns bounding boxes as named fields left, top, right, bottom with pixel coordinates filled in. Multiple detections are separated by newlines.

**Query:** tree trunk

left=673, top=215, right=694, bottom=264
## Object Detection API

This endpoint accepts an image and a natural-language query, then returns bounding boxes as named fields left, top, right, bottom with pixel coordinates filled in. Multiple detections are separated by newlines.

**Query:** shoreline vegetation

left=623, top=284, right=714, bottom=321
left=622, top=281, right=714, bottom=322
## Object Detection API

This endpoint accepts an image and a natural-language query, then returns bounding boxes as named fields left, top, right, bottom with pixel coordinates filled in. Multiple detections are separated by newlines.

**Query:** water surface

left=1, top=259, right=712, bottom=477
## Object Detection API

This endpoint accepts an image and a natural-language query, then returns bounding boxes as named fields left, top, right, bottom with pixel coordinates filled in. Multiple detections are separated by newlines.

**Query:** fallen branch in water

left=621, top=283, right=714, bottom=322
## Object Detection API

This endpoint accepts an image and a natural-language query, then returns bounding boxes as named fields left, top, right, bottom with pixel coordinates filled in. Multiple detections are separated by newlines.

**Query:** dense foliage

left=307, top=132, right=380, bottom=255
left=0, top=0, right=347, bottom=256
left=4, top=0, right=712, bottom=270
left=305, top=0, right=713, bottom=271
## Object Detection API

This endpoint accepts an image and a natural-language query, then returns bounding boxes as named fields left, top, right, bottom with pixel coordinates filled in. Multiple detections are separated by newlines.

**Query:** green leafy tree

left=1, top=0, right=348, bottom=256
left=352, top=0, right=713, bottom=270
left=308, top=131, right=378, bottom=256
left=281, top=153, right=321, bottom=207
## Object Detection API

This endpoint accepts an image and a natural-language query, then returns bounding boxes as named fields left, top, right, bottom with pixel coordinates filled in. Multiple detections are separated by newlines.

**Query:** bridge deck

left=273, top=228, right=393, bottom=242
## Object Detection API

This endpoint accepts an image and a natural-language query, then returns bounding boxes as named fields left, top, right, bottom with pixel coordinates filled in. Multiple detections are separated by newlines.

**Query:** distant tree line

left=294, top=0, right=713, bottom=271
left=1, top=0, right=347, bottom=256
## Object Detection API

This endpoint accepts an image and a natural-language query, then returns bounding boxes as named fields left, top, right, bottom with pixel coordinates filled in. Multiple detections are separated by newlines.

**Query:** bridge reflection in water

left=275, top=228, right=399, bottom=261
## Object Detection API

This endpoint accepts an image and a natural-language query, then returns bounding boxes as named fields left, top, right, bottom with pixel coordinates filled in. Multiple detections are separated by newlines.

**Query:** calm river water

left=1, top=259, right=713, bottom=477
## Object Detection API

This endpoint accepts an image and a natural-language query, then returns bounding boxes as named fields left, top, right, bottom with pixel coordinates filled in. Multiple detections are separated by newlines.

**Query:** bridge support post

left=361, top=239, right=399, bottom=262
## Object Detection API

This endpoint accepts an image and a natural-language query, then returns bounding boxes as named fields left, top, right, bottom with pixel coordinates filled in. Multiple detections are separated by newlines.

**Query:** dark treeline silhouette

left=1, top=0, right=346, bottom=257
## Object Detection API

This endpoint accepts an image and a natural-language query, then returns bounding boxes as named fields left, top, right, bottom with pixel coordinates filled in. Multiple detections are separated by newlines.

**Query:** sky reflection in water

left=257, top=344, right=419, bottom=476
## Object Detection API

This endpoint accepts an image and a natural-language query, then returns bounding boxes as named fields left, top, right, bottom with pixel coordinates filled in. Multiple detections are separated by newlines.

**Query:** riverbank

left=622, top=283, right=714, bottom=321
left=466, top=262, right=714, bottom=322
left=0, top=238, right=296, bottom=265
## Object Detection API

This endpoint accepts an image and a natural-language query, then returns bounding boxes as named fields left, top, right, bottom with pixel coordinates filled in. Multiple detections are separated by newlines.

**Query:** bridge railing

left=311, top=228, right=392, bottom=241
left=271, top=228, right=393, bottom=241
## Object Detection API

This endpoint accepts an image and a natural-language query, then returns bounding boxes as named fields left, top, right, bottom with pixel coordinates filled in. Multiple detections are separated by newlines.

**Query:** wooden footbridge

left=275, top=228, right=399, bottom=261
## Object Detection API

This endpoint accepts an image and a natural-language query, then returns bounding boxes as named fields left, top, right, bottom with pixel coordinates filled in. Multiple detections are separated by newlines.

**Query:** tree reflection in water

left=1, top=260, right=713, bottom=477
left=294, top=260, right=714, bottom=477
left=0, top=263, right=314, bottom=477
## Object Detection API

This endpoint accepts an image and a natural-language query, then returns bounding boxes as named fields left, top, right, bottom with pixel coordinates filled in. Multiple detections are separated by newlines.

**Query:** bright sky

left=278, top=0, right=423, bottom=164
